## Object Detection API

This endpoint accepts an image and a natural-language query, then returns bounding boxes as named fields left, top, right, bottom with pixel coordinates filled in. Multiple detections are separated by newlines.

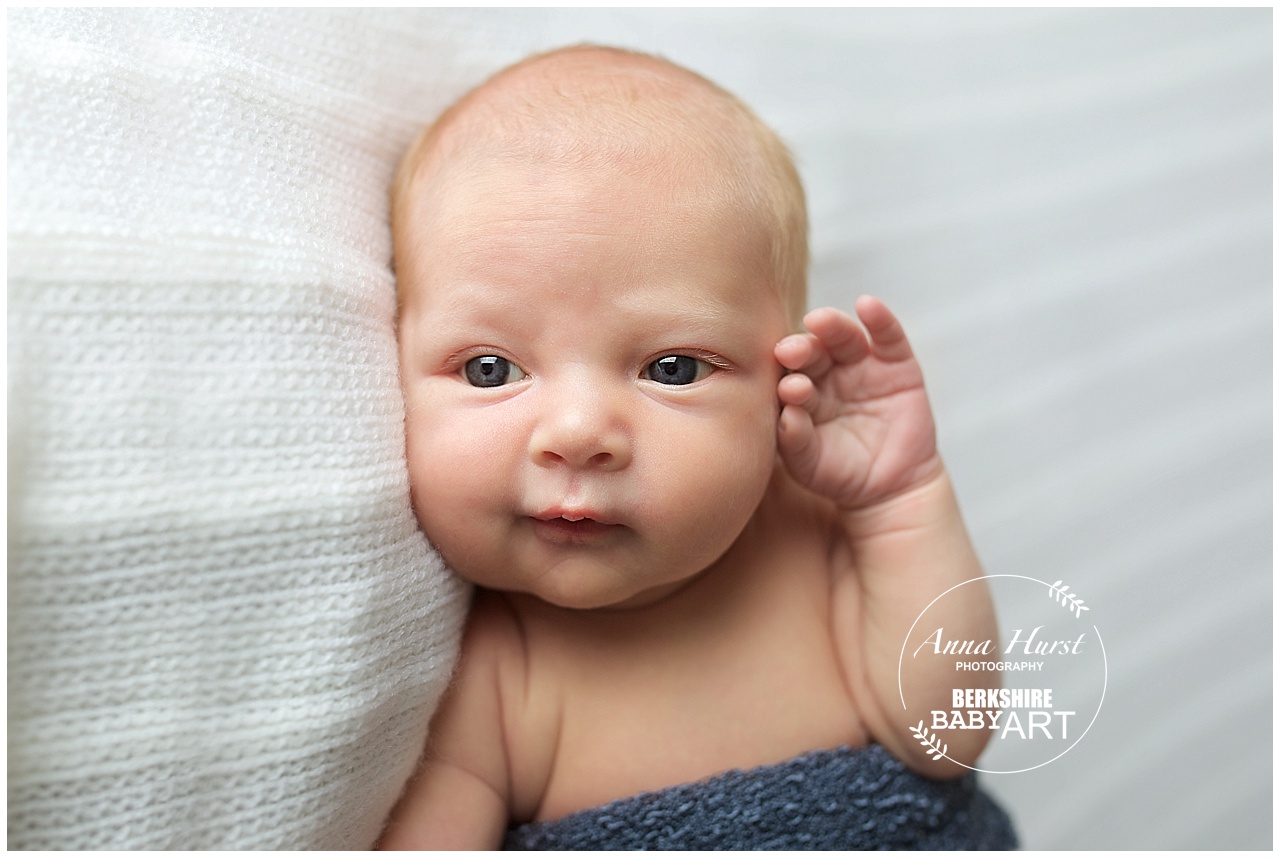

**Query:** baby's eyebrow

left=611, top=294, right=749, bottom=334
left=419, top=314, right=517, bottom=345
left=414, top=285, right=523, bottom=321
left=410, top=272, right=762, bottom=351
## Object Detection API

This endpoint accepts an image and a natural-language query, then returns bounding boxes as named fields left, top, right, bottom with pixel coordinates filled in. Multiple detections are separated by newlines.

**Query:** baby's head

left=392, top=45, right=807, bottom=329
left=394, top=46, right=810, bottom=609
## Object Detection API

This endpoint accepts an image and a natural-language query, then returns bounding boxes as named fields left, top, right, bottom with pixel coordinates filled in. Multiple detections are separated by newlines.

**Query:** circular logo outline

left=896, top=573, right=1108, bottom=774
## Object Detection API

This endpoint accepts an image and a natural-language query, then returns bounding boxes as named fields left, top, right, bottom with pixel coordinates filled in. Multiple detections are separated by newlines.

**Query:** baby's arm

left=774, top=296, right=998, bottom=776
left=378, top=599, right=515, bottom=850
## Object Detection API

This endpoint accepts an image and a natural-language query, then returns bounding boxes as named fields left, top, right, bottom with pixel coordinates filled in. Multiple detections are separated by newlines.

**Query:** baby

left=380, top=45, right=1012, bottom=850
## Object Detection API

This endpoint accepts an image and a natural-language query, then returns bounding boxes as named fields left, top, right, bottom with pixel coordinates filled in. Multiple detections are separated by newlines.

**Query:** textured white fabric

left=6, top=9, right=537, bottom=850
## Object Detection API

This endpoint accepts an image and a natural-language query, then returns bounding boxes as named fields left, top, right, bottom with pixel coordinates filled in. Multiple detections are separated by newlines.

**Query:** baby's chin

left=557, top=578, right=698, bottom=612
left=500, top=565, right=702, bottom=612
left=433, top=526, right=726, bottom=611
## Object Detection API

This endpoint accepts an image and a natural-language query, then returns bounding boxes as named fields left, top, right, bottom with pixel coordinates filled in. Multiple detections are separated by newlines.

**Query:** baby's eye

left=645, top=355, right=713, bottom=386
left=463, top=355, right=526, bottom=387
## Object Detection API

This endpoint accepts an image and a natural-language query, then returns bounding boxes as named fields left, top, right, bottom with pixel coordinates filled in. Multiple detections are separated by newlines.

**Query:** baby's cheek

left=405, top=418, right=468, bottom=515
left=674, top=417, right=772, bottom=542
left=405, top=440, right=485, bottom=573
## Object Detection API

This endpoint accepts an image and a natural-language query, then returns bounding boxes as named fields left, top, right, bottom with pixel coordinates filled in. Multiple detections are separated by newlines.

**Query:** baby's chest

left=518, top=588, right=868, bottom=821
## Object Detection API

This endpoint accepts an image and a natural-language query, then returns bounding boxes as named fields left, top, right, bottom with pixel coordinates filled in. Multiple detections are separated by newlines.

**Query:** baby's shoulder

left=459, top=590, right=563, bottom=820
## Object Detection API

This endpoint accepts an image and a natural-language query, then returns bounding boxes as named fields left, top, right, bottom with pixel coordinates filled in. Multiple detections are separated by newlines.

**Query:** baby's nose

left=528, top=379, right=631, bottom=471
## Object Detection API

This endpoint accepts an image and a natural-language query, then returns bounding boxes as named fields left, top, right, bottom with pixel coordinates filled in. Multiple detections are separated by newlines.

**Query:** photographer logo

left=897, top=575, right=1107, bottom=774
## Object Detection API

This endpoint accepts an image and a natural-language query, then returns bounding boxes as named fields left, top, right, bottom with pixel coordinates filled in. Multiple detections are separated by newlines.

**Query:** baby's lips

left=534, top=507, right=619, bottom=526
left=528, top=510, right=625, bottom=545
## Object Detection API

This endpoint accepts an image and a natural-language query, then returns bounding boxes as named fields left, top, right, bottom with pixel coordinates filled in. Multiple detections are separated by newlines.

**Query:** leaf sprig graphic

left=911, top=720, right=948, bottom=761
left=1048, top=580, right=1089, bottom=618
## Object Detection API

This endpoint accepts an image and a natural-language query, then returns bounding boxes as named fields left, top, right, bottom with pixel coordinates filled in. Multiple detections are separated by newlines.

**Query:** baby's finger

left=801, top=307, right=870, bottom=366
left=774, top=333, right=833, bottom=377
left=777, top=371, right=817, bottom=412
left=854, top=295, right=914, bottom=362
left=776, top=403, right=820, bottom=486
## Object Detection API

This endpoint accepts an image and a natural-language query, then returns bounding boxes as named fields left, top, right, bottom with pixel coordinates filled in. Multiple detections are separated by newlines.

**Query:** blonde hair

left=391, top=45, right=808, bottom=329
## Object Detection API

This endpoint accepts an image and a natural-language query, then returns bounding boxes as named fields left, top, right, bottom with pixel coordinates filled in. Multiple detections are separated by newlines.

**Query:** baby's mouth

left=529, top=510, right=622, bottom=544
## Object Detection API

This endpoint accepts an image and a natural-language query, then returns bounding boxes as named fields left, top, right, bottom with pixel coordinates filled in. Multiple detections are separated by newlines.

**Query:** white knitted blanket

left=7, top=9, right=534, bottom=849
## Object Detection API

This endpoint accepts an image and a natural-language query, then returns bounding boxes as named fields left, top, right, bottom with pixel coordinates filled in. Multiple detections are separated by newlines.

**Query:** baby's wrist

left=839, top=461, right=955, bottom=538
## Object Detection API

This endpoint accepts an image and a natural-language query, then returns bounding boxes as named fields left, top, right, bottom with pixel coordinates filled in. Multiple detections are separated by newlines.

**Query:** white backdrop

left=9, top=8, right=1271, bottom=850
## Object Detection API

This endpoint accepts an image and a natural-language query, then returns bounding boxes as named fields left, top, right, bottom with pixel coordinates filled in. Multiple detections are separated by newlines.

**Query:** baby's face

left=397, top=156, right=789, bottom=609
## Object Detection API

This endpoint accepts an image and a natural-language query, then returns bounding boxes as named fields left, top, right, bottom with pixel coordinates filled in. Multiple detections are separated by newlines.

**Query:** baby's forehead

left=425, top=49, right=757, bottom=178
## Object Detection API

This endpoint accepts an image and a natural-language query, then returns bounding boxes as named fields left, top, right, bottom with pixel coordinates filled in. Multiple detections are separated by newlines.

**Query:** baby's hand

left=774, top=296, right=943, bottom=510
